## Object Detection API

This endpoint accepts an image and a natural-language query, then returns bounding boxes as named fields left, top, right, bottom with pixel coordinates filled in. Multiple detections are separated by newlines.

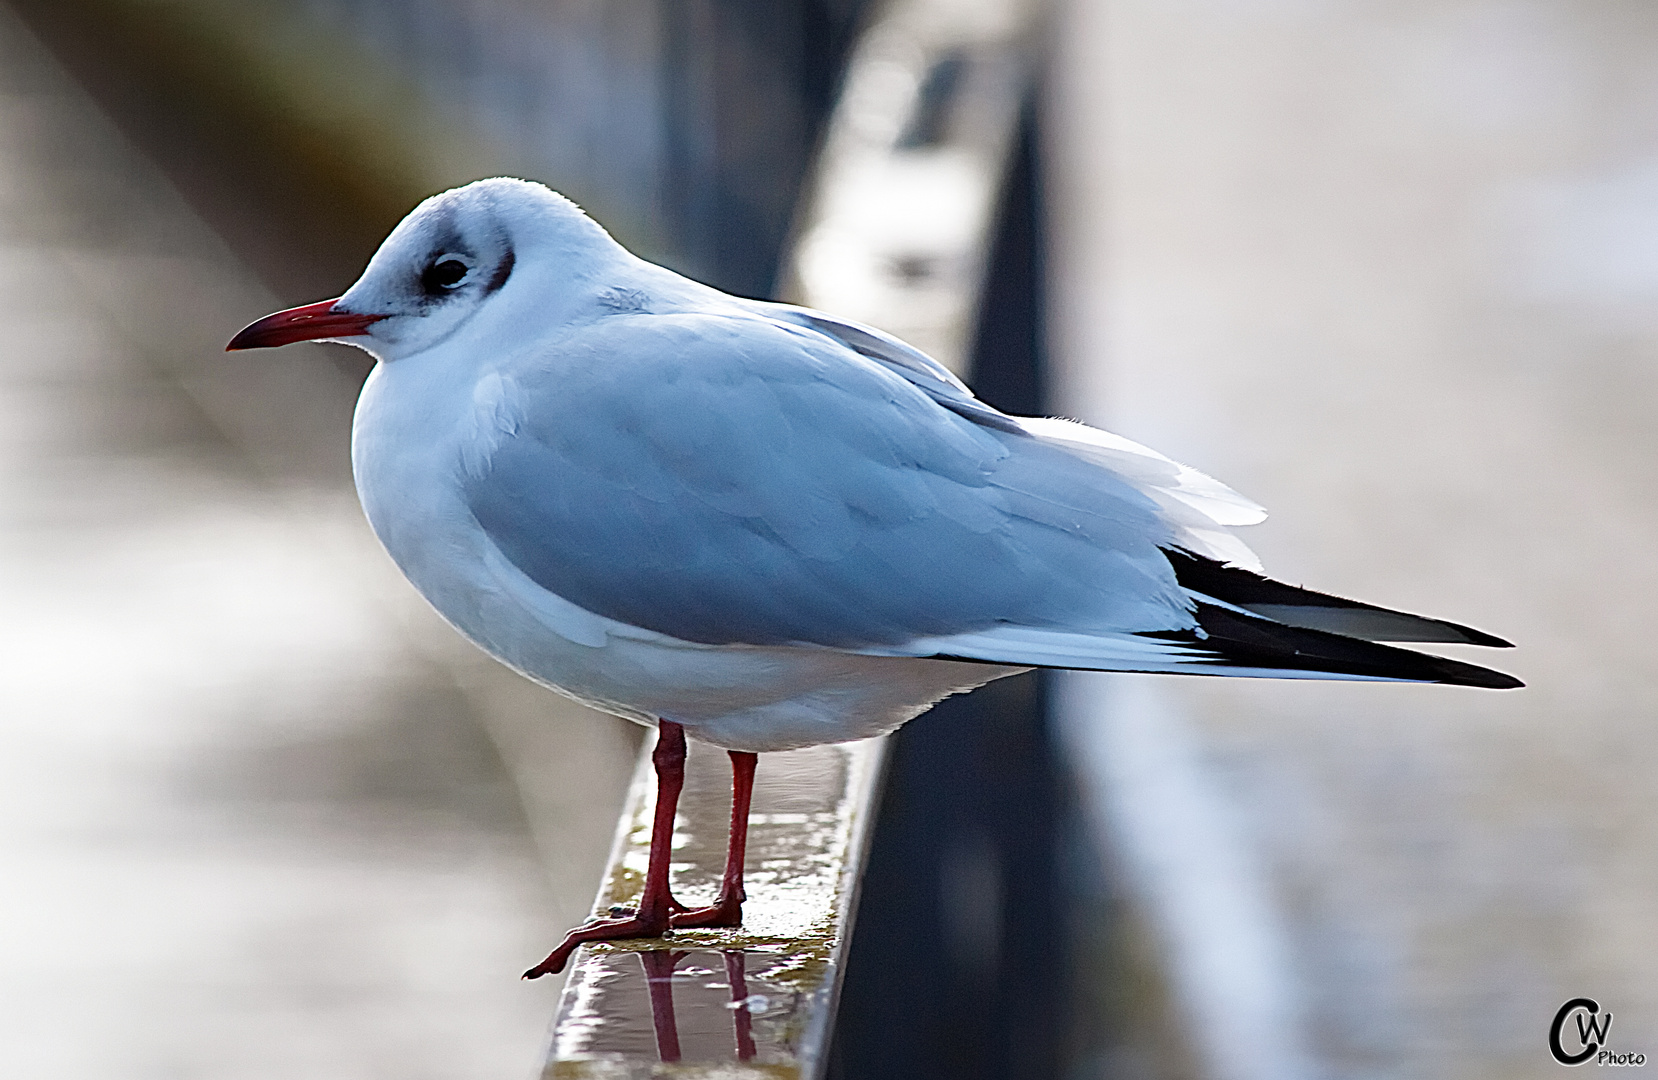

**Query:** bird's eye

left=422, top=257, right=471, bottom=292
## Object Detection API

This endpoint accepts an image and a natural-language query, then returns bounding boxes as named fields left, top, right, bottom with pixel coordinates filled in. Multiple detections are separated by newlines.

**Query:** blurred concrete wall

left=280, top=0, right=868, bottom=296
left=9, top=0, right=868, bottom=302
left=1050, top=2, right=1658, bottom=1077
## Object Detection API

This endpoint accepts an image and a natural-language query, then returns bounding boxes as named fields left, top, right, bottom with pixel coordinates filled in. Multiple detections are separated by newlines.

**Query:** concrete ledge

left=546, top=738, right=888, bottom=1079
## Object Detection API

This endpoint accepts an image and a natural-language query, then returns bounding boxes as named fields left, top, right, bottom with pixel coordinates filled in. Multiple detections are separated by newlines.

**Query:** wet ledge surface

left=547, top=738, right=886, bottom=1078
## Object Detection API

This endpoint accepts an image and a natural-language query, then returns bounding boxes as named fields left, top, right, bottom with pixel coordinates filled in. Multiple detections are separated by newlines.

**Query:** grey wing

left=755, top=300, right=1269, bottom=567
left=755, top=300, right=1027, bottom=433
left=465, top=311, right=1196, bottom=649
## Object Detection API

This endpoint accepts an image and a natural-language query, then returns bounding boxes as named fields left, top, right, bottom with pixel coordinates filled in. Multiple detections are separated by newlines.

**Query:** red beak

left=225, top=298, right=387, bottom=351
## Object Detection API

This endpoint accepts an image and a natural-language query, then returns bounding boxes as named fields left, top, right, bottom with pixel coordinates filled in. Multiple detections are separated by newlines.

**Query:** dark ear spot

left=485, top=248, right=515, bottom=294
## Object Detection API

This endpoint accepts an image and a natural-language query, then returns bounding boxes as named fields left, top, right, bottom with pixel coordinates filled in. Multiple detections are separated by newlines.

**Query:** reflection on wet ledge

left=551, top=948, right=809, bottom=1077
left=546, top=740, right=886, bottom=1078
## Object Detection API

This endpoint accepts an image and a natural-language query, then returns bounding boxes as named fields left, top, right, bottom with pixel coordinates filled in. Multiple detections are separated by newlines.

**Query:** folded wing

left=467, top=310, right=1196, bottom=649
left=466, top=306, right=1519, bottom=688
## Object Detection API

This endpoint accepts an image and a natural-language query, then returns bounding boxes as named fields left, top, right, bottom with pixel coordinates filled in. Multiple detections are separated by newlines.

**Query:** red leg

left=670, top=750, right=757, bottom=929
left=523, top=721, right=688, bottom=979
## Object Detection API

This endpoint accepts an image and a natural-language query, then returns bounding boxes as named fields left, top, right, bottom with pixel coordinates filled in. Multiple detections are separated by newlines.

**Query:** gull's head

left=226, top=178, right=615, bottom=362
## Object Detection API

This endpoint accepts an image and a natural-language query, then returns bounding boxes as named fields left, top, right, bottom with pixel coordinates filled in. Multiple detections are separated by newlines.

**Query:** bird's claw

left=668, top=896, right=744, bottom=929
left=522, top=910, right=674, bottom=979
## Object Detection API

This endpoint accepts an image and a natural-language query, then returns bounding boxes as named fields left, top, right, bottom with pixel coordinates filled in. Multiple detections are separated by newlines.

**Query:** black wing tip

left=1449, top=667, right=1525, bottom=690
left=1182, top=603, right=1525, bottom=689
left=1450, top=626, right=1516, bottom=649
left=1417, top=650, right=1524, bottom=688
left=1164, top=547, right=1516, bottom=649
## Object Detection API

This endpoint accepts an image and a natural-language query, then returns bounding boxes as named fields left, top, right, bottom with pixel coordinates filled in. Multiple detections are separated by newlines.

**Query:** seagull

left=227, top=177, right=1520, bottom=978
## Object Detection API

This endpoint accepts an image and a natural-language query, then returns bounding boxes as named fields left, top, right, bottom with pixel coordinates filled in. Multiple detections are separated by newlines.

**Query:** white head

left=227, top=178, right=622, bottom=361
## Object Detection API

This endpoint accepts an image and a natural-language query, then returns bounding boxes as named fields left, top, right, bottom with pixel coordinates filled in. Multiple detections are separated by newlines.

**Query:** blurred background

left=0, top=1, right=1653, bottom=1078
